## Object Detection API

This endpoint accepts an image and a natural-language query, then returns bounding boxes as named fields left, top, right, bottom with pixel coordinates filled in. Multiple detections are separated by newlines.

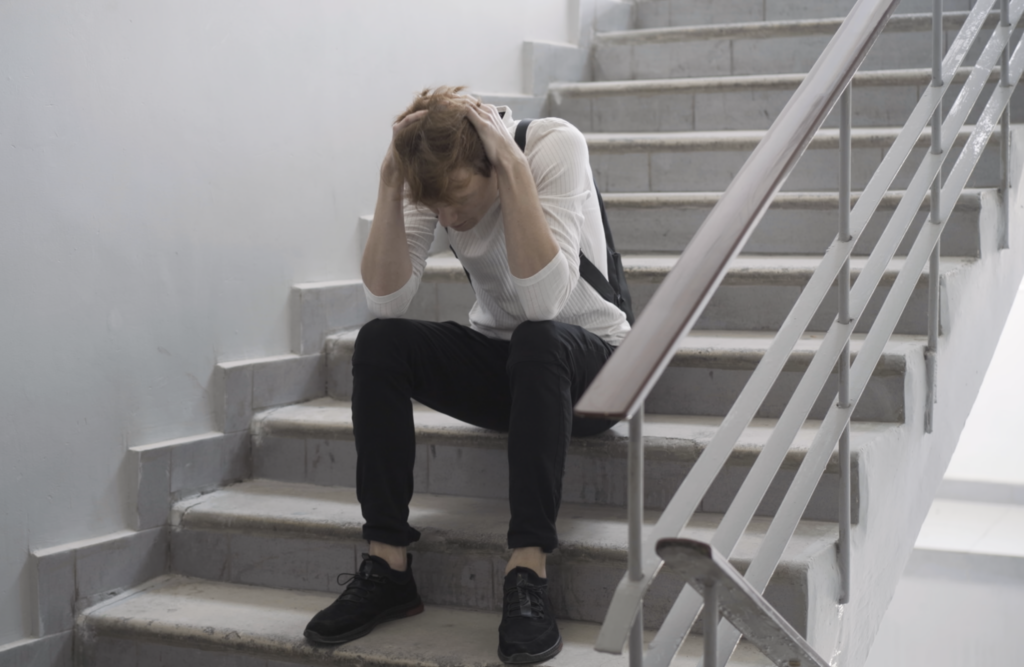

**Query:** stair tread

left=329, top=327, right=921, bottom=374
left=552, top=66, right=983, bottom=95
left=422, top=252, right=975, bottom=284
left=599, top=189, right=983, bottom=210
left=174, top=479, right=838, bottom=567
left=595, top=10, right=981, bottom=44
left=584, top=125, right=981, bottom=151
left=258, top=396, right=897, bottom=468
left=81, top=575, right=775, bottom=667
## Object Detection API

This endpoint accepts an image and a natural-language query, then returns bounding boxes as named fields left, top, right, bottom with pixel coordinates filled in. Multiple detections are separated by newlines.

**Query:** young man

left=304, top=87, right=630, bottom=664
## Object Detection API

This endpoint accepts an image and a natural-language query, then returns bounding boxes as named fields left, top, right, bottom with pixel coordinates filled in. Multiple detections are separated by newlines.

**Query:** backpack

left=448, top=119, right=635, bottom=325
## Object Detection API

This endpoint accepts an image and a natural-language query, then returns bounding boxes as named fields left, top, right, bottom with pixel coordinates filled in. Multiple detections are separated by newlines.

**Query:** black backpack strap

left=579, top=254, right=616, bottom=304
left=514, top=119, right=532, bottom=152
left=447, top=233, right=472, bottom=285
left=593, top=181, right=617, bottom=252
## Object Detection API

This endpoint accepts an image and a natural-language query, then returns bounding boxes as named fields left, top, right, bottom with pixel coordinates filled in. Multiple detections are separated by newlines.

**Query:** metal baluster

left=629, top=406, right=644, bottom=667
left=703, top=582, right=718, bottom=667
left=1000, top=0, right=1012, bottom=250
left=926, top=0, right=944, bottom=433
left=837, top=84, right=853, bottom=606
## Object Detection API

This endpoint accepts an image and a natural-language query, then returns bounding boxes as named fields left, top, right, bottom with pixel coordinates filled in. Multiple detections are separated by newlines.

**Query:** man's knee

left=353, top=318, right=417, bottom=366
left=507, top=320, right=566, bottom=368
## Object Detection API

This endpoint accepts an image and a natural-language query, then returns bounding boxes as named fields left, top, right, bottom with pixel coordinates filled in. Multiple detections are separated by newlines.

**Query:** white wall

left=0, top=0, right=575, bottom=644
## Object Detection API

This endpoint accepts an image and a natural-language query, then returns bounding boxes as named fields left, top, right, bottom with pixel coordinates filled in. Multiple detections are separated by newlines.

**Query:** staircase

left=74, top=1, right=1024, bottom=665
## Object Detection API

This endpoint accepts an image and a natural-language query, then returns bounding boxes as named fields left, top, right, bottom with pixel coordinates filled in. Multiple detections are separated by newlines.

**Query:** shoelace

left=503, top=573, right=547, bottom=619
left=334, top=567, right=388, bottom=604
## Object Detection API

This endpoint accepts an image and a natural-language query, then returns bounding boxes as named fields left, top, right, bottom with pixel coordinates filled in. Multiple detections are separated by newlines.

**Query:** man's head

left=390, top=87, right=493, bottom=212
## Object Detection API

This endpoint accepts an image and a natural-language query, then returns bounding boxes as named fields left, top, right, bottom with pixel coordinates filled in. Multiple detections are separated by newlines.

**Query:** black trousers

left=352, top=318, right=617, bottom=553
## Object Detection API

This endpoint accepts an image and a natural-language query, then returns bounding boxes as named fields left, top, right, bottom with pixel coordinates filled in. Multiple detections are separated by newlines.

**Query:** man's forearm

left=361, top=179, right=413, bottom=296
left=494, top=150, right=560, bottom=279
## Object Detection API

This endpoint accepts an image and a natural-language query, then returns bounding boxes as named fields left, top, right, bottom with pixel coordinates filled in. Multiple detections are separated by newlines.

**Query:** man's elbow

left=365, top=301, right=409, bottom=320
left=521, top=289, right=573, bottom=322
left=523, top=305, right=562, bottom=322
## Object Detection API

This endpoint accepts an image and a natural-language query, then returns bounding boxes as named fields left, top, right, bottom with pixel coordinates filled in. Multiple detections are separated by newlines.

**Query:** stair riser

left=630, top=277, right=937, bottom=335
left=607, top=201, right=981, bottom=256
left=646, top=364, right=906, bottom=422
left=379, top=271, right=942, bottom=336
left=250, top=432, right=854, bottom=522
left=169, top=526, right=817, bottom=635
left=555, top=81, right=1024, bottom=133
left=328, top=342, right=908, bottom=422
left=589, top=139, right=1001, bottom=192
left=78, top=637, right=298, bottom=667
left=594, top=25, right=1001, bottom=81
left=634, top=0, right=973, bottom=29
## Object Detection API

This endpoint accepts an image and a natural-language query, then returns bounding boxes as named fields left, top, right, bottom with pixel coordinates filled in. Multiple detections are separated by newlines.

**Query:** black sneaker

left=304, top=553, right=423, bottom=645
left=498, top=567, right=563, bottom=664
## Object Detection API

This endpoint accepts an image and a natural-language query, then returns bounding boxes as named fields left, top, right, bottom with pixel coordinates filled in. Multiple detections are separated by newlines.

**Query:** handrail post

left=837, top=84, right=853, bottom=606
left=629, top=406, right=645, bottom=667
left=926, top=0, right=944, bottom=434
left=703, top=581, right=718, bottom=667
left=1000, top=0, right=1012, bottom=249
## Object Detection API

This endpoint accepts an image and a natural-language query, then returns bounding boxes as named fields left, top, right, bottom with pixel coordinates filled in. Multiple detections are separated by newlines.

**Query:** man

left=304, top=87, right=630, bottom=664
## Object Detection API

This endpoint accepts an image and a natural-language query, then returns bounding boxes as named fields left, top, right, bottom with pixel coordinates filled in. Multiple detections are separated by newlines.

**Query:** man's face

left=427, top=168, right=498, bottom=233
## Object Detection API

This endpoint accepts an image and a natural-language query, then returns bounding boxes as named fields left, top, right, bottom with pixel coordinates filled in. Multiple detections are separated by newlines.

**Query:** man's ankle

left=505, top=547, right=546, bottom=578
left=368, top=541, right=408, bottom=572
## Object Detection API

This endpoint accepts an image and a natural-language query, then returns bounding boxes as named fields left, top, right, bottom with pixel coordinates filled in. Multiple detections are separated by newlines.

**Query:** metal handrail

left=577, top=0, right=1023, bottom=664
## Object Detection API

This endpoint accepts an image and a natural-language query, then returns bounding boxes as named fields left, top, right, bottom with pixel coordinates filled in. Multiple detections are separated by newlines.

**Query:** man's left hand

left=465, top=102, right=522, bottom=171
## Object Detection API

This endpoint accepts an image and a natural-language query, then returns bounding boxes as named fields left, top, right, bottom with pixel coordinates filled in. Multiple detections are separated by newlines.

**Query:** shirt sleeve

left=512, top=120, right=590, bottom=321
left=363, top=197, right=437, bottom=318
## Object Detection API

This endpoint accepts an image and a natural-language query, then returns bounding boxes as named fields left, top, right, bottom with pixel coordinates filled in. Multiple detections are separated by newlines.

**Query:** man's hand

left=381, top=109, right=428, bottom=186
left=465, top=102, right=525, bottom=174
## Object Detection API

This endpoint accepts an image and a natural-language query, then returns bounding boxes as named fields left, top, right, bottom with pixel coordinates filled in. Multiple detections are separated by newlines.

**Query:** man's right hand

left=381, top=110, right=428, bottom=187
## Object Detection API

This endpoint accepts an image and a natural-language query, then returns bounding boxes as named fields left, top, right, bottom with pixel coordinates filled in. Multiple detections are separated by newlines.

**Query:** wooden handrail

left=574, top=0, right=902, bottom=420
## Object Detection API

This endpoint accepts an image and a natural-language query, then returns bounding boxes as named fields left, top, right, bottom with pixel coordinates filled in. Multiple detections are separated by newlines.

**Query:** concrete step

left=593, top=11, right=1007, bottom=80
left=633, top=0, right=974, bottom=29
left=586, top=125, right=1003, bottom=193
left=327, top=328, right=921, bottom=423
left=603, top=190, right=984, bottom=257
left=77, top=575, right=777, bottom=666
left=252, top=397, right=901, bottom=521
left=397, top=252, right=973, bottom=336
left=552, top=67, right=1024, bottom=132
left=167, top=479, right=840, bottom=637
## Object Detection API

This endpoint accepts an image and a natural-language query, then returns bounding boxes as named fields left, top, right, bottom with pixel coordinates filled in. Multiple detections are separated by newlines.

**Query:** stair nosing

left=421, top=252, right=976, bottom=286
left=598, top=189, right=984, bottom=211
left=594, top=10, right=984, bottom=45
left=583, top=125, right=985, bottom=152
left=551, top=66, right=984, bottom=96
left=327, top=327, right=920, bottom=375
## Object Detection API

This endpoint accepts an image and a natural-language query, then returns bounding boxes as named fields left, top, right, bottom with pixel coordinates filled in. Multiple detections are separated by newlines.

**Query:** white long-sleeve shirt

left=364, top=108, right=631, bottom=346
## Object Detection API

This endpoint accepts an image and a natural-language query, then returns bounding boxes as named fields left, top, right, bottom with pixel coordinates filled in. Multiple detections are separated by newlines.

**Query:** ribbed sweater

left=364, top=108, right=631, bottom=346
